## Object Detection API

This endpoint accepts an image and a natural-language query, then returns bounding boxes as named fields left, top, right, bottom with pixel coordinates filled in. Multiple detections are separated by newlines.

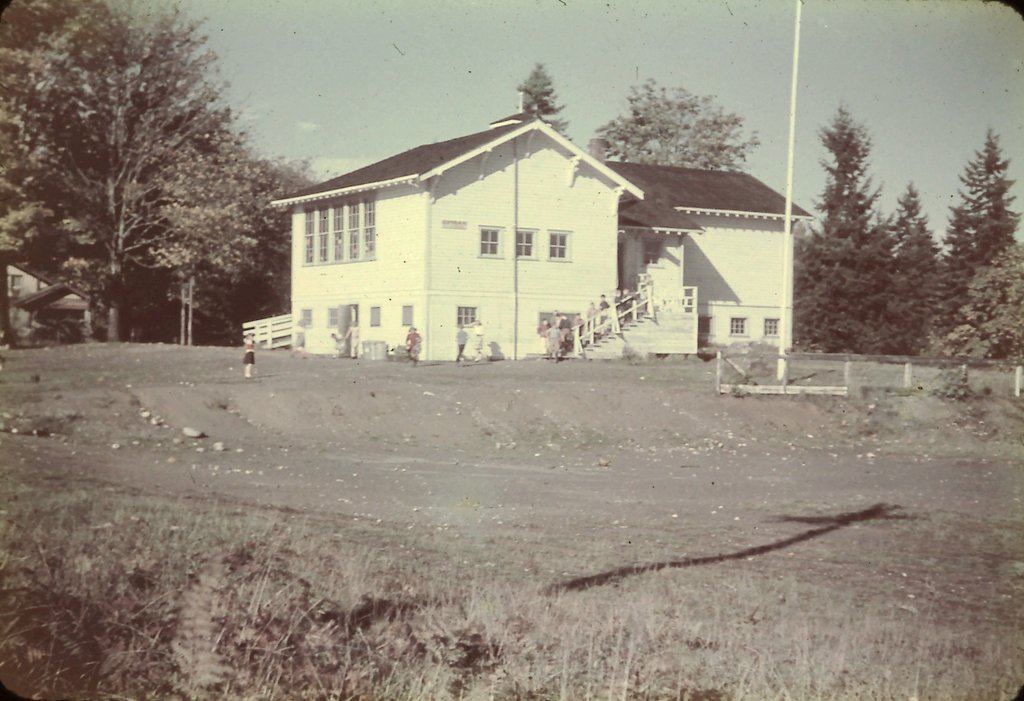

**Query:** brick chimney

left=587, top=138, right=610, bottom=161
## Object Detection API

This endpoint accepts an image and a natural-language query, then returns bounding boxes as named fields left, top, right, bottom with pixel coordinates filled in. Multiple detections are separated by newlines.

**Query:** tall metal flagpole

left=777, top=0, right=801, bottom=382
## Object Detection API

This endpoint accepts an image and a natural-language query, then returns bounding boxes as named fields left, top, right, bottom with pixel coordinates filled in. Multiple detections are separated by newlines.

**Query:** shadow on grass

left=546, top=503, right=912, bottom=594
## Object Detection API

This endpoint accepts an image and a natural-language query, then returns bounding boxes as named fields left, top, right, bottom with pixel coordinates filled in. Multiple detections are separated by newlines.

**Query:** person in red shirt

left=405, top=327, right=422, bottom=366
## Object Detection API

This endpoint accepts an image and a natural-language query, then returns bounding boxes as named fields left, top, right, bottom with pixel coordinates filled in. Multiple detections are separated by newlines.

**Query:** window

left=480, top=228, right=500, bottom=257
left=363, top=198, right=376, bottom=260
left=516, top=229, right=535, bottom=258
left=457, top=306, right=477, bottom=326
left=333, top=205, right=345, bottom=260
left=334, top=230, right=345, bottom=261
left=8, top=274, right=23, bottom=298
left=643, top=238, right=663, bottom=265
left=328, top=307, right=340, bottom=328
left=304, top=211, right=315, bottom=264
left=549, top=231, right=569, bottom=260
left=402, top=305, right=414, bottom=326
left=349, top=201, right=361, bottom=260
left=370, top=306, right=381, bottom=327
left=318, top=230, right=329, bottom=262
left=729, top=317, right=747, bottom=337
left=300, top=309, right=313, bottom=328
left=764, top=318, right=780, bottom=337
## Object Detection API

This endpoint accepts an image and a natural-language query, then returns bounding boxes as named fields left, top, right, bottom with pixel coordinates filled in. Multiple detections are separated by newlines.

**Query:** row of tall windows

left=304, top=197, right=377, bottom=265
left=478, top=227, right=571, bottom=260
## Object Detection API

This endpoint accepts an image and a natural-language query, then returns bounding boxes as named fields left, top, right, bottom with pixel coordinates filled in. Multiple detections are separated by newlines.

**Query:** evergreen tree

left=887, top=184, right=941, bottom=355
left=794, top=107, right=896, bottom=353
left=517, top=63, right=568, bottom=134
left=939, top=130, right=1020, bottom=333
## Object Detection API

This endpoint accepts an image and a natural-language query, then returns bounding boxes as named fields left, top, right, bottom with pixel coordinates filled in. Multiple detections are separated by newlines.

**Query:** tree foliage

left=938, top=244, right=1024, bottom=361
left=938, top=130, right=1020, bottom=336
left=0, top=0, right=308, bottom=344
left=595, top=79, right=759, bottom=170
left=794, top=107, right=897, bottom=353
left=886, top=184, right=941, bottom=355
left=517, top=63, right=567, bottom=134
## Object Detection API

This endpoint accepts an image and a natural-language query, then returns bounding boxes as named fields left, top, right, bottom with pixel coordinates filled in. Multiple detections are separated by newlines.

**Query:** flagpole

left=777, top=0, right=801, bottom=382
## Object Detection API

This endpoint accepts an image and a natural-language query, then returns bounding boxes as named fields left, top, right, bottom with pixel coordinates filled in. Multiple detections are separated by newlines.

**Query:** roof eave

left=419, top=121, right=645, bottom=201
left=271, top=174, right=420, bottom=208
left=674, top=206, right=813, bottom=220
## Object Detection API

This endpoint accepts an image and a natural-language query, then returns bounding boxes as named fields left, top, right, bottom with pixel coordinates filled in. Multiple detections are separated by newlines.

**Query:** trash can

left=362, top=340, right=388, bottom=360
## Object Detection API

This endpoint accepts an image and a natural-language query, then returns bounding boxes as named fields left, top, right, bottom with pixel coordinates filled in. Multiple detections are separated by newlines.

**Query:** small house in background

left=6, top=264, right=92, bottom=344
left=265, top=114, right=810, bottom=360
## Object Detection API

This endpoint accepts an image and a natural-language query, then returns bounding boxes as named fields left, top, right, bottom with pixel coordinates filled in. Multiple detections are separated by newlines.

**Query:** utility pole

left=777, top=0, right=801, bottom=382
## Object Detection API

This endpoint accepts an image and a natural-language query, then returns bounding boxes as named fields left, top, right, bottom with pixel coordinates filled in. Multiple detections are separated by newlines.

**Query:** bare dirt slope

left=1, top=343, right=1021, bottom=533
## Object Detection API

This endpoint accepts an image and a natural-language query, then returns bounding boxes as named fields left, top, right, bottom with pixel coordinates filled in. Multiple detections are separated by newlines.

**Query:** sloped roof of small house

left=14, top=282, right=89, bottom=312
left=606, top=162, right=811, bottom=229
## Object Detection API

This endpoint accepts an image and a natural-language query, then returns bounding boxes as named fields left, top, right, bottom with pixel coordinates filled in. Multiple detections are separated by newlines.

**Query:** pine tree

left=517, top=63, right=568, bottom=134
left=939, top=130, right=1020, bottom=333
left=887, top=184, right=940, bottom=355
left=794, top=107, right=896, bottom=353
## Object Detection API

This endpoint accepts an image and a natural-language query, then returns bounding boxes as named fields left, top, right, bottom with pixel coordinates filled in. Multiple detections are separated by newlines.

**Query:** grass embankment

left=3, top=470, right=1021, bottom=701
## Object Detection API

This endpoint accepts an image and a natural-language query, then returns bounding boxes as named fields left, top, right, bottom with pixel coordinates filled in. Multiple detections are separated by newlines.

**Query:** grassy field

left=1, top=343, right=1022, bottom=700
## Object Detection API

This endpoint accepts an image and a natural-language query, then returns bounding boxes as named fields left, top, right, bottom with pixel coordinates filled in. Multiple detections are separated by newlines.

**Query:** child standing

left=243, top=334, right=256, bottom=378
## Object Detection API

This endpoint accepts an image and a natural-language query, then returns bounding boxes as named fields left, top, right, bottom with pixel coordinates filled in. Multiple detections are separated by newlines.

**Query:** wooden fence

left=242, top=313, right=293, bottom=350
left=716, top=351, right=1023, bottom=398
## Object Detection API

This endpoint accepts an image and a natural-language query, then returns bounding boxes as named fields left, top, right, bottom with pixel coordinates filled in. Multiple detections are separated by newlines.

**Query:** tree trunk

left=0, top=253, right=16, bottom=348
left=107, top=304, right=121, bottom=342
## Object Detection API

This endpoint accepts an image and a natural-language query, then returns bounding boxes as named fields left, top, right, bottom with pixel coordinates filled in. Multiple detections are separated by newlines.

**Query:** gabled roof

left=274, top=117, right=644, bottom=207
left=14, top=283, right=89, bottom=312
left=606, top=162, right=811, bottom=229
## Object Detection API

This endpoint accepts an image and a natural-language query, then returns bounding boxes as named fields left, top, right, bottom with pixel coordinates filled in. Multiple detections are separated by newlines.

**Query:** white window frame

left=763, top=318, right=780, bottom=338
left=348, top=201, right=361, bottom=260
left=729, top=317, right=748, bottom=337
left=479, top=227, right=501, bottom=258
left=516, top=229, right=536, bottom=259
left=548, top=231, right=570, bottom=261
left=363, top=198, right=376, bottom=260
left=456, top=306, right=477, bottom=326
left=401, top=305, right=414, bottom=327
left=370, top=306, right=381, bottom=327
left=328, top=307, right=340, bottom=328
left=300, top=308, right=313, bottom=328
left=333, top=205, right=346, bottom=261
left=304, top=211, right=315, bottom=265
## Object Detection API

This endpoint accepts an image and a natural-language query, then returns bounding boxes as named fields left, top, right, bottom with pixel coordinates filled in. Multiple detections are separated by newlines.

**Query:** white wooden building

left=270, top=115, right=810, bottom=360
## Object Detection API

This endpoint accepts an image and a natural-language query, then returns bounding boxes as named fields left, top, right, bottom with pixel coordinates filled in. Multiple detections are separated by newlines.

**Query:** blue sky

left=166, top=0, right=1023, bottom=239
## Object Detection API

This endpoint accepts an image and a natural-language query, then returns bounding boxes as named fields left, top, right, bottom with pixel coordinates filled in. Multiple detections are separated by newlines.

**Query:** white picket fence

left=242, top=313, right=293, bottom=349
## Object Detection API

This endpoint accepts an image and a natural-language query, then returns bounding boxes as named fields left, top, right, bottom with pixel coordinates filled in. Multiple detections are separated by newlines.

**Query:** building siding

left=425, top=136, right=619, bottom=358
left=683, top=216, right=788, bottom=346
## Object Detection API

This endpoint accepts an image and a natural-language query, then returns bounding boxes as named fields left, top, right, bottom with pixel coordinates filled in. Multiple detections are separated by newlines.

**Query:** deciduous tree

left=939, top=244, right=1024, bottom=360
left=596, top=79, right=759, bottom=170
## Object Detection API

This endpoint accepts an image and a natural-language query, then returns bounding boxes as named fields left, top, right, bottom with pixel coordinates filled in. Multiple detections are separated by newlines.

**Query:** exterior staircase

left=577, top=283, right=699, bottom=360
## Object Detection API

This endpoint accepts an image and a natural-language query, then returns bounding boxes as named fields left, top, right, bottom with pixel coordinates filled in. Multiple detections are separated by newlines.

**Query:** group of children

left=536, top=288, right=637, bottom=361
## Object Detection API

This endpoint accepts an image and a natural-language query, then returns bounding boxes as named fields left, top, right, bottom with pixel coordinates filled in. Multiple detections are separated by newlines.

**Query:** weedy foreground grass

left=1, top=467, right=1021, bottom=701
